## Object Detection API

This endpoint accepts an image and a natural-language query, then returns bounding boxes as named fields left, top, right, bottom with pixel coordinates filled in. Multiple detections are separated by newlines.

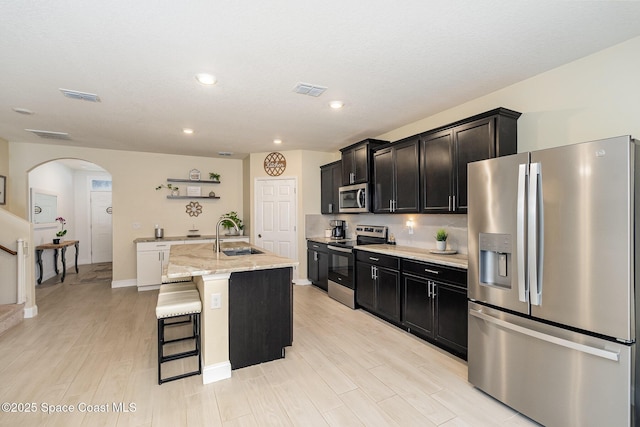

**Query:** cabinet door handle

left=350, top=172, right=355, bottom=184
left=371, top=265, right=375, bottom=279
left=427, top=281, right=432, bottom=298
left=432, top=282, right=437, bottom=298
left=369, top=257, right=379, bottom=261
left=424, top=268, right=440, bottom=275
left=389, top=200, right=393, bottom=212
left=448, top=196, right=452, bottom=211
left=314, top=252, right=318, bottom=261
left=452, top=195, right=456, bottom=212
left=329, top=203, right=333, bottom=213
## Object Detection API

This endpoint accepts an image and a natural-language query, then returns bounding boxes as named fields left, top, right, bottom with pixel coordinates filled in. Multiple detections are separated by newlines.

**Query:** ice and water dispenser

left=479, top=233, right=512, bottom=289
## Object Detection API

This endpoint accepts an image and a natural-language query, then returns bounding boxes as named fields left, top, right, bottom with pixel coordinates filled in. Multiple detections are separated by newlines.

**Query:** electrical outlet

left=132, top=222, right=141, bottom=229
left=211, top=293, right=222, bottom=309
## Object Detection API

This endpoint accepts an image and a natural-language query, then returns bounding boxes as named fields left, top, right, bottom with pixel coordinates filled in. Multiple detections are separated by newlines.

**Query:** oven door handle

left=328, top=245, right=353, bottom=254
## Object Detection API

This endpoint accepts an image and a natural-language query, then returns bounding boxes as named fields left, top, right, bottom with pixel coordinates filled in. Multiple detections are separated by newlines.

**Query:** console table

left=35, top=240, right=79, bottom=284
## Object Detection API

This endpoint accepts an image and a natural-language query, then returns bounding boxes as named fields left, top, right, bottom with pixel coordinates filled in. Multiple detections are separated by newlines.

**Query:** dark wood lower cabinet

left=401, top=259, right=468, bottom=359
left=355, top=251, right=401, bottom=325
left=229, top=267, right=293, bottom=370
left=307, top=241, right=328, bottom=291
left=434, top=282, right=467, bottom=356
left=402, top=274, right=435, bottom=337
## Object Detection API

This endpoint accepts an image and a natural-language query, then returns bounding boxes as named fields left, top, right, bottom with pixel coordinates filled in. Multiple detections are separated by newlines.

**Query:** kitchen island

left=164, top=241, right=298, bottom=384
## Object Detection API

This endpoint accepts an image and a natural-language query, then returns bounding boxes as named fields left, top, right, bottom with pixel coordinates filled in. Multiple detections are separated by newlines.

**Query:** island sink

left=222, top=248, right=264, bottom=256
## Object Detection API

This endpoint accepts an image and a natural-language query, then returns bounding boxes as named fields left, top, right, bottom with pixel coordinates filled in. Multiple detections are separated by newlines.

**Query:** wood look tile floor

left=0, top=264, right=540, bottom=426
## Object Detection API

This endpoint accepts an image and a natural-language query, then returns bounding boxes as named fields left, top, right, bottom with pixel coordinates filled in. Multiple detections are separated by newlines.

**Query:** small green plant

left=209, top=172, right=221, bottom=181
left=156, top=184, right=178, bottom=191
left=435, top=228, right=448, bottom=241
left=220, top=211, right=243, bottom=231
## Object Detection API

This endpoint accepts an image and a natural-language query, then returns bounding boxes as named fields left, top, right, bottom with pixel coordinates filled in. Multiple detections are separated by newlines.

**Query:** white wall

left=378, top=36, right=640, bottom=152
left=8, top=145, right=245, bottom=286
left=249, top=150, right=339, bottom=282
left=29, top=162, right=74, bottom=282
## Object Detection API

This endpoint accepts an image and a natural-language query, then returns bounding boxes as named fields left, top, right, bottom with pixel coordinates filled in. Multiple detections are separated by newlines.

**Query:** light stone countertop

left=163, top=241, right=298, bottom=282
left=354, top=244, right=468, bottom=269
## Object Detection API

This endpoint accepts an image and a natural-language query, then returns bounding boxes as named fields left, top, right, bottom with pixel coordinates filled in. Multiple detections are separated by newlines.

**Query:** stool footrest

left=164, top=334, right=197, bottom=345
left=159, top=369, right=202, bottom=385
left=161, top=349, right=200, bottom=363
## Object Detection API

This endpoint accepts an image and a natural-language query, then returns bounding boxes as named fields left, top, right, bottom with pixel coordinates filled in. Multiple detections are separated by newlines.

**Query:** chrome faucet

left=215, top=217, right=240, bottom=253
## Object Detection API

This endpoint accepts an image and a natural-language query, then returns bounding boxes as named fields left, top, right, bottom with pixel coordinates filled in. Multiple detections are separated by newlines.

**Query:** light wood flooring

left=0, top=264, right=540, bottom=426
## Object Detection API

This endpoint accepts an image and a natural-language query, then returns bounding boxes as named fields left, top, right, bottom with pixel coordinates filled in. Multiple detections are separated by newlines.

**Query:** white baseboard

left=111, top=279, right=137, bottom=289
left=24, top=305, right=38, bottom=318
left=202, top=361, right=231, bottom=384
left=294, top=278, right=312, bottom=285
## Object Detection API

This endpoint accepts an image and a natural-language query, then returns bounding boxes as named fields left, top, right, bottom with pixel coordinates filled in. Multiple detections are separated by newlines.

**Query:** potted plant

left=219, top=211, right=244, bottom=235
left=54, top=216, right=67, bottom=244
left=156, top=183, right=179, bottom=196
left=435, top=228, right=448, bottom=251
left=209, top=172, right=221, bottom=181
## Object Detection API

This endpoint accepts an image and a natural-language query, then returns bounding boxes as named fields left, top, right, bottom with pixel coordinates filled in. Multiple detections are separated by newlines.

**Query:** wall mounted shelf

left=166, top=196, right=220, bottom=199
left=167, top=178, right=221, bottom=184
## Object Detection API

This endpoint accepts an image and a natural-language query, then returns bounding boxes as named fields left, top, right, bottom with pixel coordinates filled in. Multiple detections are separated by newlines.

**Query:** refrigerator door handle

left=469, top=308, right=620, bottom=362
left=528, top=162, right=544, bottom=306
left=517, top=163, right=528, bottom=302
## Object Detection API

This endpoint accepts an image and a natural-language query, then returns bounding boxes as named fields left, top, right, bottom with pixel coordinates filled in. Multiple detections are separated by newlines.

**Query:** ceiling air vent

left=25, top=129, right=71, bottom=140
left=218, top=151, right=234, bottom=157
left=59, top=88, right=101, bottom=102
left=293, top=82, right=327, bottom=97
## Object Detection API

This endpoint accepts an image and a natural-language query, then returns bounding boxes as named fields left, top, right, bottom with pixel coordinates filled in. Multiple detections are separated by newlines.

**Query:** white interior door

left=255, top=178, right=297, bottom=262
left=91, top=191, right=113, bottom=263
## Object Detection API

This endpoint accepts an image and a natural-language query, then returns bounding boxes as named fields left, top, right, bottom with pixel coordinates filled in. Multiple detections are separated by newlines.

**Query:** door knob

left=258, top=234, right=262, bottom=238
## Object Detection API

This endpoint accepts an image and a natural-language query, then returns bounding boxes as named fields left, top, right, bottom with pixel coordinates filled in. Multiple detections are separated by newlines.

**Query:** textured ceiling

left=1, top=0, right=640, bottom=159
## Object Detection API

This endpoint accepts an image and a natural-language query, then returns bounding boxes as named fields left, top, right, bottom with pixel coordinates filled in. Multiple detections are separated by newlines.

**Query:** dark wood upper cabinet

left=373, top=137, right=420, bottom=213
left=320, top=160, right=342, bottom=214
left=422, top=108, right=520, bottom=213
left=340, top=139, right=389, bottom=185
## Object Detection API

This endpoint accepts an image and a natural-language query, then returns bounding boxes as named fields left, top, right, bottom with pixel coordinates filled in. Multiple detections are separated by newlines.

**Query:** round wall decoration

left=185, top=201, right=203, bottom=217
left=264, top=152, right=286, bottom=176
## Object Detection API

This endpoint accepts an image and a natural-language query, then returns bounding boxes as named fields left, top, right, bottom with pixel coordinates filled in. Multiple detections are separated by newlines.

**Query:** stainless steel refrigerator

left=467, top=135, right=638, bottom=427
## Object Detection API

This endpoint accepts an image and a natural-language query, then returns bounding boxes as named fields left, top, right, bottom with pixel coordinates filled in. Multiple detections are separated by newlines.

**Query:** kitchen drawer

left=356, top=250, right=399, bottom=270
left=402, top=259, right=466, bottom=287
left=136, top=241, right=179, bottom=251
left=307, top=241, right=328, bottom=252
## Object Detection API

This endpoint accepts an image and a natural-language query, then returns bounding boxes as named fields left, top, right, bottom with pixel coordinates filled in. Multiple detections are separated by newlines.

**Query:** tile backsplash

left=305, top=213, right=468, bottom=254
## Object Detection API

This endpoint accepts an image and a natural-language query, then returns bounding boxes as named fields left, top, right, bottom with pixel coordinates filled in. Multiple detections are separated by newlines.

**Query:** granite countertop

left=134, top=234, right=246, bottom=243
left=355, top=244, right=468, bottom=269
left=163, top=241, right=298, bottom=282
left=307, top=236, right=468, bottom=269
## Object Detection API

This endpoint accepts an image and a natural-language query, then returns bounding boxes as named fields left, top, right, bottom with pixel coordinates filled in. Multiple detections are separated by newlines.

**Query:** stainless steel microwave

left=339, top=183, right=370, bottom=213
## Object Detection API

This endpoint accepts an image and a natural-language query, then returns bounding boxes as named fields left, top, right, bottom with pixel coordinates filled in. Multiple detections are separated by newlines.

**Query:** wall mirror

left=30, top=188, right=58, bottom=225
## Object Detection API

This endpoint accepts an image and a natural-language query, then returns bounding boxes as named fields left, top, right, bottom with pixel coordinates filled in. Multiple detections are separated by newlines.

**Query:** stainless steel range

left=327, top=225, right=387, bottom=309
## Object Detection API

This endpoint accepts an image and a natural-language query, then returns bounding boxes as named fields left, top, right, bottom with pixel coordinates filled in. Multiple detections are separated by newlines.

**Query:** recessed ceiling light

left=329, top=101, right=344, bottom=109
left=183, top=128, right=194, bottom=134
left=195, top=73, right=216, bottom=85
left=13, top=107, right=34, bottom=115
left=274, top=139, right=282, bottom=144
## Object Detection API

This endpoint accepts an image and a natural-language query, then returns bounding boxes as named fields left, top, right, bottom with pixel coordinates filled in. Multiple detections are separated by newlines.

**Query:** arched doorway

left=29, top=158, right=112, bottom=284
